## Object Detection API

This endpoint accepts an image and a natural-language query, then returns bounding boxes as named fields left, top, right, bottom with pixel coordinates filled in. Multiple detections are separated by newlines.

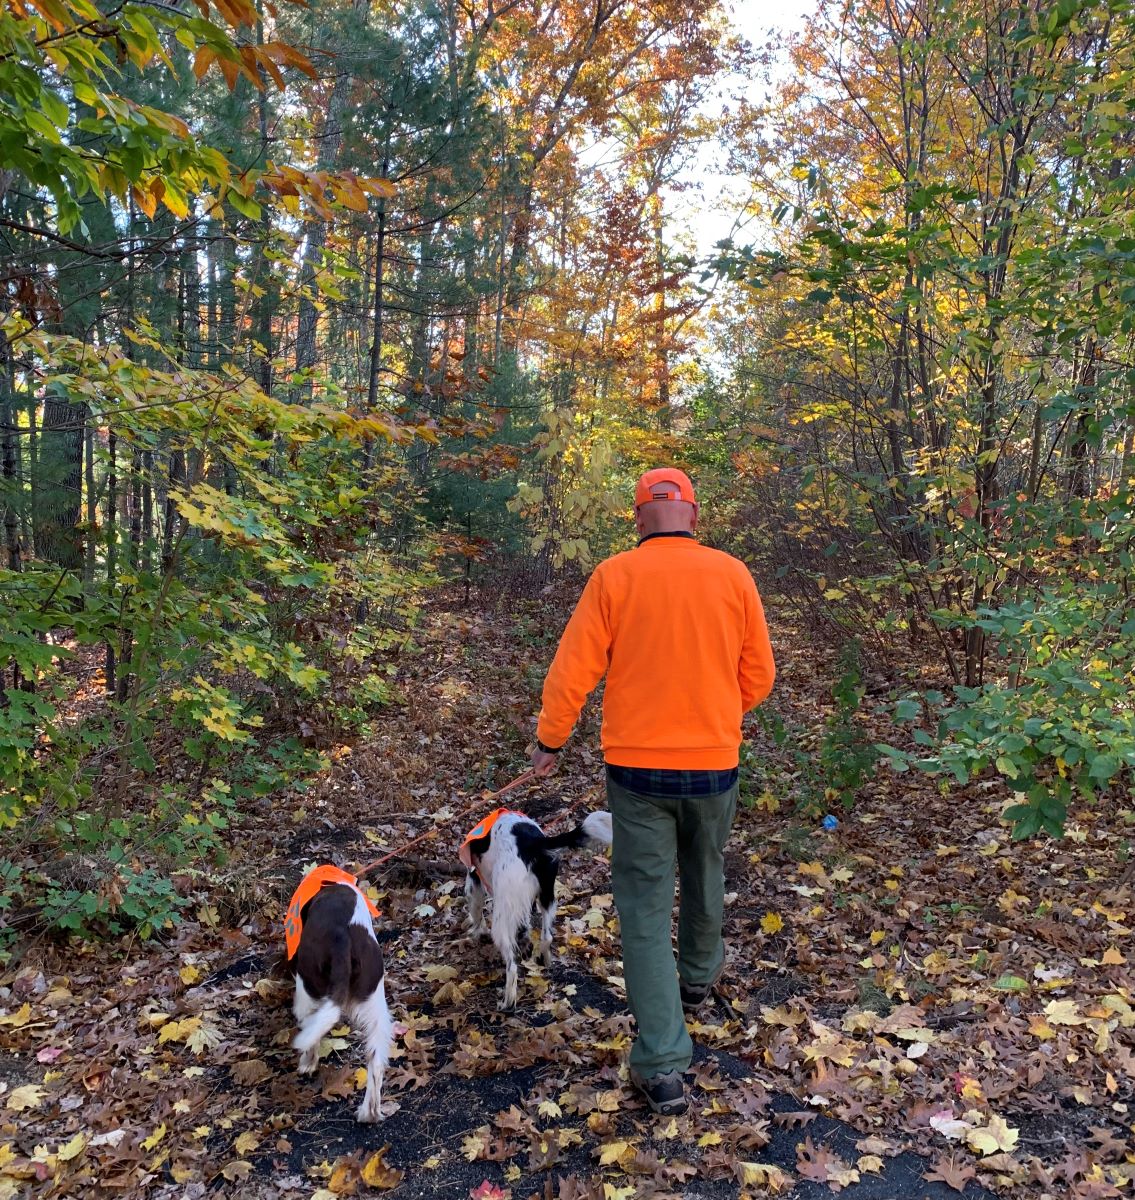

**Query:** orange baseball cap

left=634, top=467, right=696, bottom=508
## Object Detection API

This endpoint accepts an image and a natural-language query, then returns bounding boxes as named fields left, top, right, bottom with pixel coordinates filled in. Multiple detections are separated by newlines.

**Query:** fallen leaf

left=965, top=1113, right=1019, bottom=1156
left=5, top=1085, right=44, bottom=1112
left=1044, top=999, right=1087, bottom=1026
left=233, top=1131, right=259, bottom=1156
left=597, top=1140, right=631, bottom=1166
left=929, top=1110, right=975, bottom=1141
left=735, top=1160, right=793, bottom=1191
left=761, top=912, right=784, bottom=934
left=469, top=1182, right=508, bottom=1200
left=231, top=1059, right=272, bottom=1087
left=56, top=1133, right=86, bottom=1163
left=0, top=1004, right=32, bottom=1028
left=924, top=1153, right=977, bottom=1192
left=141, top=1123, right=167, bottom=1152
left=361, top=1147, right=404, bottom=1189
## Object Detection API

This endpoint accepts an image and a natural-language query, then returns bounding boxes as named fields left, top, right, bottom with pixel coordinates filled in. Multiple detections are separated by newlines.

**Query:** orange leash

left=353, top=767, right=541, bottom=878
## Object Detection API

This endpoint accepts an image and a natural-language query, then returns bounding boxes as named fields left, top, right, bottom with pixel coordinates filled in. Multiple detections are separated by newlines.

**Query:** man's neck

left=638, top=530, right=696, bottom=545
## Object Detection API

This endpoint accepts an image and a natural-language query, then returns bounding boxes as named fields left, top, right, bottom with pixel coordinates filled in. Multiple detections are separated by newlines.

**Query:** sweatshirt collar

left=637, top=531, right=697, bottom=546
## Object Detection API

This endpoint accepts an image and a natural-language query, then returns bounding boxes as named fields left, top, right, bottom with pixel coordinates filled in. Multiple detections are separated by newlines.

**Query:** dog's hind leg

left=351, top=981, right=392, bottom=1123
left=465, top=870, right=488, bottom=938
left=493, top=915, right=521, bottom=1010
left=293, top=978, right=340, bottom=1074
left=534, top=856, right=558, bottom=968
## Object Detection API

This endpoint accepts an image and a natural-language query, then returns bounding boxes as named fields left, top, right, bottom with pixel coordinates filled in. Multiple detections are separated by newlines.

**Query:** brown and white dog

left=283, top=865, right=392, bottom=1123
left=460, top=809, right=612, bottom=1009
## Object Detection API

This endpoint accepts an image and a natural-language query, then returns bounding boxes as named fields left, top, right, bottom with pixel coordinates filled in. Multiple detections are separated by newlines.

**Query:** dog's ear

left=468, top=833, right=491, bottom=858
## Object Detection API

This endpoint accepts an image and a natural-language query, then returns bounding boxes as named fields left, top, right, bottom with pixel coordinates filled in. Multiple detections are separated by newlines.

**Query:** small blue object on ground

left=821, top=814, right=838, bottom=830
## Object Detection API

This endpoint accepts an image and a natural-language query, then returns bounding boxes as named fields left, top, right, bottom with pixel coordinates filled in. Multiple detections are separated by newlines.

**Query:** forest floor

left=1, top=585, right=1133, bottom=1200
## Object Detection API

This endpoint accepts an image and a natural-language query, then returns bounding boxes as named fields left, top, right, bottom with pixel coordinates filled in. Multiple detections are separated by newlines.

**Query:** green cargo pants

left=607, top=770, right=738, bottom=1078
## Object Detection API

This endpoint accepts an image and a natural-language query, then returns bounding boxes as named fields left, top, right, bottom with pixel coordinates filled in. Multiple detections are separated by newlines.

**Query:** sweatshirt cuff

left=536, top=738, right=563, bottom=754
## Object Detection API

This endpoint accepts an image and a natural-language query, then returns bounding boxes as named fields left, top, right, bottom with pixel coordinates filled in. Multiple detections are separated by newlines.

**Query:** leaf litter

left=0, top=593, right=1132, bottom=1198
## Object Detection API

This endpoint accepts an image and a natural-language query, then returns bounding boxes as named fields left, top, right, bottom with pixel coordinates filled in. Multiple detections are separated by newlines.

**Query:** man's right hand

left=531, top=748, right=559, bottom=777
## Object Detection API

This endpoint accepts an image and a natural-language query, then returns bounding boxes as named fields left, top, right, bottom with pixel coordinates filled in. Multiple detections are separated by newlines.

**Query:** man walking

left=530, top=468, right=775, bottom=1115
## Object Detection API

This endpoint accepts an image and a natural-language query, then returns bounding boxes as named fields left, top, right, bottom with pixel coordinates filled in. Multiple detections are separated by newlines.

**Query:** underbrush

left=0, top=729, right=332, bottom=957
left=741, top=638, right=880, bottom=822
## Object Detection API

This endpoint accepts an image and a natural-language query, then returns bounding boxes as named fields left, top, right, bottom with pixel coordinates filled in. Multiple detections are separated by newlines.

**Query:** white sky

left=667, top=0, right=814, bottom=259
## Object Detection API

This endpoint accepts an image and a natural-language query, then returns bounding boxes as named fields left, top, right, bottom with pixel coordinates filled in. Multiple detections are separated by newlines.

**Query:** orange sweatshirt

left=536, top=535, right=775, bottom=769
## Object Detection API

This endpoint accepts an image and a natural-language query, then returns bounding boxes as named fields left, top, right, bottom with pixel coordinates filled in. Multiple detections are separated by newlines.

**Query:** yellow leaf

left=423, top=965, right=458, bottom=983
left=736, top=1161, right=792, bottom=1191
left=142, top=1123, right=167, bottom=1151
left=462, top=1131, right=488, bottom=1161
left=5, top=1085, right=44, bottom=1112
left=328, top=1161, right=355, bottom=1193
left=1027, top=1014, right=1055, bottom=1039
left=233, top=1131, right=259, bottom=1156
left=0, top=1004, right=32, bottom=1028
left=598, top=1139, right=631, bottom=1165
left=761, top=912, right=784, bottom=935
left=1101, top=947, right=1126, bottom=966
left=965, top=1114, right=1019, bottom=1156
left=1045, top=999, right=1087, bottom=1026
left=754, top=790, right=780, bottom=813
left=171, top=1161, right=195, bottom=1184
left=159, top=1018, right=187, bottom=1043
left=220, top=1160, right=252, bottom=1182
left=56, top=1133, right=86, bottom=1162
left=698, top=1131, right=722, bottom=1147
left=185, top=1018, right=223, bottom=1055
left=603, top=1186, right=635, bottom=1200
left=360, top=1147, right=403, bottom=1189
left=857, top=1154, right=884, bottom=1173
left=179, top=964, right=201, bottom=985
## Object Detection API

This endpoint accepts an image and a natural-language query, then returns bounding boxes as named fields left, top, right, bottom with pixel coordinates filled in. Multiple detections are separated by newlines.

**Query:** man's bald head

left=635, top=498, right=698, bottom=537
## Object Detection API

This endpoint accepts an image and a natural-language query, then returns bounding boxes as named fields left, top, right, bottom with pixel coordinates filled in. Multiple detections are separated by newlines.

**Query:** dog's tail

left=539, top=810, right=612, bottom=852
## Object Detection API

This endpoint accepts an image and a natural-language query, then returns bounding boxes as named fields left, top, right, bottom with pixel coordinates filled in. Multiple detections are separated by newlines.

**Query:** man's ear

left=690, top=502, right=699, bottom=530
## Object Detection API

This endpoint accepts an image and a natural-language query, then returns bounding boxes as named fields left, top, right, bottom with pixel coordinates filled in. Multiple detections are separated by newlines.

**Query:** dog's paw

left=356, top=1099, right=385, bottom=1123
left=297, top=1050, right=319, bottom=1074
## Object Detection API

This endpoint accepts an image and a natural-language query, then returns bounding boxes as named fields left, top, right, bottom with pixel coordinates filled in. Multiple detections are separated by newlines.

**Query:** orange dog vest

left=284, top=865, right=380, bottom=960
left=458, top=808, right=522, bottom=891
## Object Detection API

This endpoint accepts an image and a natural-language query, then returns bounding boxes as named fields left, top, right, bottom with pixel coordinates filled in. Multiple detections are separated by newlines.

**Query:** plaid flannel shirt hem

left=606, top=764, right=739, bottom=799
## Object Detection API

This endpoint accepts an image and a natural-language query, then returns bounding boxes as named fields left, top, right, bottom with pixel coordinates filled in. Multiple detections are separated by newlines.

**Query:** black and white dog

left=461, top=809, right=612, bottom=1008
left=284, top=867, right=392, bottom=1123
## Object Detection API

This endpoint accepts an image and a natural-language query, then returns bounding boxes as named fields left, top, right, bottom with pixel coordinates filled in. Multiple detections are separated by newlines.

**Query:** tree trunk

left=35, top=384, right=86, bottom=570
left=293, top=0, right=373, bottom=403
left=1, top=335, right=22, bottom=572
